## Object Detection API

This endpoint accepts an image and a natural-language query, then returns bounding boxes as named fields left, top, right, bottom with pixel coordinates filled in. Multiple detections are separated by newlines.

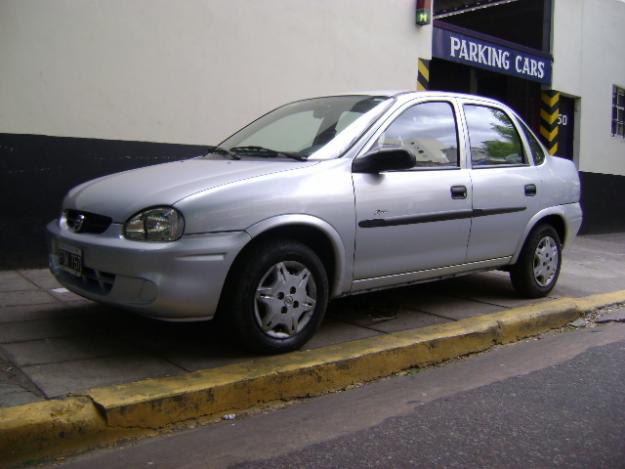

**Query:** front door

left=352, top=100, right=472, bottom=290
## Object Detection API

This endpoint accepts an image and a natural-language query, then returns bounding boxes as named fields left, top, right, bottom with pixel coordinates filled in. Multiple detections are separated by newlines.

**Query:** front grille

left=65, top=209, right=112, bottom=234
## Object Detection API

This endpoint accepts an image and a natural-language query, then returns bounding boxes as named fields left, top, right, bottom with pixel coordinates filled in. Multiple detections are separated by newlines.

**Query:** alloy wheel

left=532, top=235, right=559, bottom=287
left=254, top=261, right=317, bottom=339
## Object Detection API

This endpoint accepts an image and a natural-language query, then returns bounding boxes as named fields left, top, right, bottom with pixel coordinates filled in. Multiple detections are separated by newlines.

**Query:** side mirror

left=352, top=148, right=416, bottom=174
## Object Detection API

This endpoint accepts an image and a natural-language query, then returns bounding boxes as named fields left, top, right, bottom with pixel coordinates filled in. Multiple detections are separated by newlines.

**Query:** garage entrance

left=430, top=58, right=542, bottom=130
left=428, top=0, right=552, bottom=134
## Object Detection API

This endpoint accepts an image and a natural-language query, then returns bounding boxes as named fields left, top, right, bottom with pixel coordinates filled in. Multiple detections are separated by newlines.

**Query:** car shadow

left=12, top=271, right=541, bottom=381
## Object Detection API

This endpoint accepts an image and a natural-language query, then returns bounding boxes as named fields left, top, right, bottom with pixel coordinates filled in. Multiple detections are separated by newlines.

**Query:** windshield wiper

left=230, top=146, right=307, bottom=161
left=204, top=145, right=240, bottom=160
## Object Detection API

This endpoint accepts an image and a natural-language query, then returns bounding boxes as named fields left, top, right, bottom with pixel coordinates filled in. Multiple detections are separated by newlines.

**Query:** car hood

left=64, top=158, right=317, bottom=221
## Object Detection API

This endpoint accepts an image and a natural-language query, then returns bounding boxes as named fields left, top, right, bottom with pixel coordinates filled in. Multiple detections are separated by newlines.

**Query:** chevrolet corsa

left=48, top=91, right=582, bottom=353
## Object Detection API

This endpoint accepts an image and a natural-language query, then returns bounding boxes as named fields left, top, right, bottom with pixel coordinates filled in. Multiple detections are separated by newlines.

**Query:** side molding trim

left=359, top=207, right=526, bottom=228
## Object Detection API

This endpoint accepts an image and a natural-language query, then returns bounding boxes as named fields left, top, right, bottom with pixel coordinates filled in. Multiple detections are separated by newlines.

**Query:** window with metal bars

left=613, top=85, right=625, bottom=138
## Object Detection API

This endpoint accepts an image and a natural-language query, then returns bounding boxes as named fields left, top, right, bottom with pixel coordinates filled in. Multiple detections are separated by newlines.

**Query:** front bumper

left=47, top=219, right=251, bottom=321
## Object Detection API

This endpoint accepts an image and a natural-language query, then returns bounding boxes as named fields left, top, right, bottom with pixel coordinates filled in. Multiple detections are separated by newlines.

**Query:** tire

left=510, top=224, right=562, bottom=298
left=222, top=239, right=329, bottom=354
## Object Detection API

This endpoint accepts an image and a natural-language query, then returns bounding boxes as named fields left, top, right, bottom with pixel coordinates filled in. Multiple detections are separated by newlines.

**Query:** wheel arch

left=229, top=215, right=349, bottom=299
left=512, top=209, right=568, bottom=264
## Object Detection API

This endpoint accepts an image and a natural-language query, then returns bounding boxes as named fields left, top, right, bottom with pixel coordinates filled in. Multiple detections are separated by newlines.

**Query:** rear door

left=460, top=101, right=540, bottom=262
left=352, top=98, right=472, bottom=288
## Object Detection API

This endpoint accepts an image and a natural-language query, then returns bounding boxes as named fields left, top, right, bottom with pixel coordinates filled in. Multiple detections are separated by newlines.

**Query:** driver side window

left=373, top=101, right=459, bottom=168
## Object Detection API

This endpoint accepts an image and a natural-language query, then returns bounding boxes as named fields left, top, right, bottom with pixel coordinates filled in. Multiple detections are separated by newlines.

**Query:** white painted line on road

left=51, top=287, right=70, bottom=294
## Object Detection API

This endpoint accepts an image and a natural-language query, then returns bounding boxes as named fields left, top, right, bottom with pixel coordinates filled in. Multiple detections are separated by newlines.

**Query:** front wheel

left=510, top=224, right=562, bottom=298
left=223, top=240, right=329, bottom=354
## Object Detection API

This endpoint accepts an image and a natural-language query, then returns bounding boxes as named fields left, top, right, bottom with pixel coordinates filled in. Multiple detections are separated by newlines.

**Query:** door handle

left=525, top=184, right=537, bottom=197
left=450, top=185, right=467, bottom=200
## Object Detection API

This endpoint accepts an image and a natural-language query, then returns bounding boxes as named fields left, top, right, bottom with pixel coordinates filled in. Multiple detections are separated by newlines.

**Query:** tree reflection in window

left=464, top=105, right=525, bottom=166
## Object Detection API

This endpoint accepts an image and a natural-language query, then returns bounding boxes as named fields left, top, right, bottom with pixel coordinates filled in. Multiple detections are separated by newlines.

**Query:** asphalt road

left=57, top=320, right=625, bottom=469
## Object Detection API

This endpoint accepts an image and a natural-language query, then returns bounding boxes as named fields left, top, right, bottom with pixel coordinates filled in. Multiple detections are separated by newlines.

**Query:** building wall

left=0, top=0, right=432, bottom=268
left=552, top=0, right=625, bottom=177
left=1, top=0, right=623, bottom=269
left=552, top=0, right=625, bottom=233
left=0, top=0, right=431, bottom=145
left=551, top=0, right=584, bottom=97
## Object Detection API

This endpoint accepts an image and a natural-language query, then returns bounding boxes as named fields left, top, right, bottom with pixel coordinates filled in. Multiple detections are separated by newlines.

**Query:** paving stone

left=0, top=271, right=38, bottom=292
left=330, top=291, right=403, bottom=317
left=157, top=318, right=382, bottom=372
left=0, top=233, right=621, bottom=405
left=0, top=385, right=41, bottom=407
left=0, top=354, right=43, bottom=408
left=0, top=316, right=100, bottom=343
left=391, top=282, right=449, bottom=300
left=330, top=295, right=450, bottom=331
left=441, top=273, right=556, bottom=308
left=113, top=318, right=250, bottom=372
left=357, top=309, right=450, bottom=333
left=400, top=295, right=503, bottom=321
left=553, top=270, right=625, bottom=298
left=304, top=318, right=381, bottom=349
left=111, top=314, right=209, bottom=348
left=329, top=302, right=402, bottom=326
left=23, top=355, right=185, bottom=398
left=48, top=289, right=92, bottom=304
left=0, top=302, right=91, bottom=323
left=552, top=244, right=625, bottom=297
left=326, top=288, right=436, bottom=328
left=160, top=346, right=254, bottom=373
left=2, top=336, right=139, bottom=367
left=18, top=268, right=62, bottom=291
left=0, top=290, right=58, bottom=308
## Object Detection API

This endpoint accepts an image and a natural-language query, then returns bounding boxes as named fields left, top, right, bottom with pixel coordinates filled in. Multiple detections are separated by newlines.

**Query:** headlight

left=124, top=207, right=185, bottom=242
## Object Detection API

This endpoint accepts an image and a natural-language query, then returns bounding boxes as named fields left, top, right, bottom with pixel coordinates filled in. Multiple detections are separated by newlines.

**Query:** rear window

left=518, top=120, right=546, bottom=165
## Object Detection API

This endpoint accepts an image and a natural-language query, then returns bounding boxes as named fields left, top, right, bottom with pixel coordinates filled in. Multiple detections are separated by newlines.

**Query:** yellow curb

left=2, top=291, right=625, bottom=467
left=0, top=397, right=150, bottom=467
left=573, top=290, right=625, bottom=312
left=82, top=299, right=593, bottom=428
left=88, top=319, right=498, bottom=428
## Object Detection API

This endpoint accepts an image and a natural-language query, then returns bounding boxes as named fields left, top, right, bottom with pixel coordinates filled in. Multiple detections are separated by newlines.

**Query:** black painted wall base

left=579, top=171, right=625, bottom=234
left=1, top=133, right=623, bottom=269
left=0, top=133, right=208, bottom=269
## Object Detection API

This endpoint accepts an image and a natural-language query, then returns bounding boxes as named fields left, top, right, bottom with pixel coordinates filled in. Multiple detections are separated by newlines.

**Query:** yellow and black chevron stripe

left=417, top=58, right=430, bottom=91
left=540, top=90, right=560, bottom=155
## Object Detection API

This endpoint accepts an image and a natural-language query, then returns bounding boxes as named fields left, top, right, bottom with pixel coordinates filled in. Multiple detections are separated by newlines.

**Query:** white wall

left=552, top=0, right=625, bottom=176
left=551, top=0, right=584, bottom=96
left=0, top=0, right=432, bottom=145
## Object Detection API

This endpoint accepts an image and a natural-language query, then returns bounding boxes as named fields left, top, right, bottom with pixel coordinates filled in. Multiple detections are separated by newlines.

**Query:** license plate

left=57, top=243, right=82, bottom=277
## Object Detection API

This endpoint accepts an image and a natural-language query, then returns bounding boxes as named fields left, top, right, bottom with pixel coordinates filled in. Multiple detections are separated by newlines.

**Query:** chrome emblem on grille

left=71, top=213, right=86, bottom=233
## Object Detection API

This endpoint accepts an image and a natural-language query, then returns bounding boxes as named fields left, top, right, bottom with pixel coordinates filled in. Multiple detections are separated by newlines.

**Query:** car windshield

left=204, top=95, right=392, bottom=161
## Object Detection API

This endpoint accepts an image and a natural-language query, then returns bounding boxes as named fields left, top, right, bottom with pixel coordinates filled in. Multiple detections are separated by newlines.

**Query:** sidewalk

left=2, top=232, right=625, bottom=408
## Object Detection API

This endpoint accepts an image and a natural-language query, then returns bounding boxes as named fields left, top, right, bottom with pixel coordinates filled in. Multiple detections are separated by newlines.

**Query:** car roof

left=333, top=90, right=509, bottom=107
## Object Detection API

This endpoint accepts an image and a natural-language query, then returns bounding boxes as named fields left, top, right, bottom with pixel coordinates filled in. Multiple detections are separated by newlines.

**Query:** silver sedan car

left=47, top=91, right=582, bottom=353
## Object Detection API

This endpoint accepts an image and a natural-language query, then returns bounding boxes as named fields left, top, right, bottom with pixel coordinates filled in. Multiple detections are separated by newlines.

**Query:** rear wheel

left=510, top=224, right=562, bottom=298
left=223, top=239, right=328, bottom=353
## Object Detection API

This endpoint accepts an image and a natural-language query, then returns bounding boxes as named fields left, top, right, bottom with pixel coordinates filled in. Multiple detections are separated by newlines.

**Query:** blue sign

left=432, top=26, right=552, bottom=85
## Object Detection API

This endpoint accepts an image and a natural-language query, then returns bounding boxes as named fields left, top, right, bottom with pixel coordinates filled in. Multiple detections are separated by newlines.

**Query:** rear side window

left=373, top=101, right=459, bottom=168
left=464, top=105, right=526, bottom=166
left=518, top=121, right=546, bottom=165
